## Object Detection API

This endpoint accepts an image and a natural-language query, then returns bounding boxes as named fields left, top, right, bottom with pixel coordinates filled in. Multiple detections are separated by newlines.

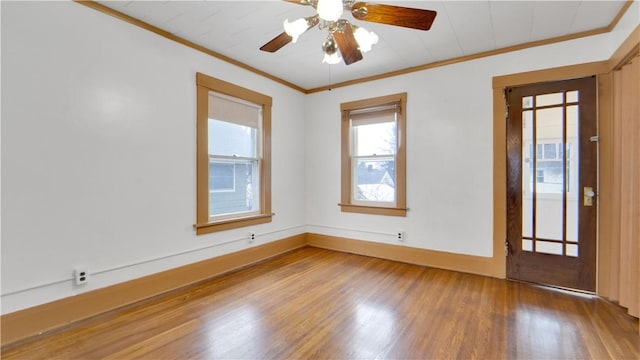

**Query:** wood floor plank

left=2, top=247, right=638, bottom=359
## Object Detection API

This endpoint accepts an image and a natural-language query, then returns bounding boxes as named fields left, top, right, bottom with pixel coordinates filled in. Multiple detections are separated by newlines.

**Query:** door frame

left=491, top=60, right=611, bottom=288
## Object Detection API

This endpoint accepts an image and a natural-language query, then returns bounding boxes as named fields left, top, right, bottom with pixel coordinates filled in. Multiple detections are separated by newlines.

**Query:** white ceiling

left=98, top=1, right=628, bottom=90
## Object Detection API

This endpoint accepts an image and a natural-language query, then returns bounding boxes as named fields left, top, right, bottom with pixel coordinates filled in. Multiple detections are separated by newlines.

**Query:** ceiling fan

left=260, top=0, right=437, bottom=65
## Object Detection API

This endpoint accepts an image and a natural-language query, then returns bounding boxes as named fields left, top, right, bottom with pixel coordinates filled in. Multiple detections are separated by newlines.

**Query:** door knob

left=584, top=187, right=595, bottom=206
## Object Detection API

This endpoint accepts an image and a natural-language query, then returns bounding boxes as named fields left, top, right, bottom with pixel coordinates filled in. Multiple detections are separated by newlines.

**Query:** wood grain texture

left=2, top=247, right=637, bottom=359
left=352, top=3, right=437, bottom=31
left=307, top=233, right=502, bottom=278
left=0, top=234, right=306, bottom=347
left=260, top=32, right=293, bottom=52
left=333, top=22, right=363, bottom=65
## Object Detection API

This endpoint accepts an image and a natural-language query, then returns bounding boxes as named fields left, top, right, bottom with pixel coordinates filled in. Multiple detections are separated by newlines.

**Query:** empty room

left=1, top=0, right=639, bottom=358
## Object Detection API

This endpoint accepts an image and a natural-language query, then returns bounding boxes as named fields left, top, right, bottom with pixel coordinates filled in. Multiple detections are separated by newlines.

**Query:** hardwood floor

left=2, top=246, right=638, bottom=359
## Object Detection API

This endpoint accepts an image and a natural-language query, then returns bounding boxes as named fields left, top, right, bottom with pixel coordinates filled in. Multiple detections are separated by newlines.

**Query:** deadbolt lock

left=584, top=187, right=595, bottom=206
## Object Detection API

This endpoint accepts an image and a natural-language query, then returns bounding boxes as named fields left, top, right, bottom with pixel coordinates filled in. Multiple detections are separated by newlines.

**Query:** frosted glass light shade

left=354, top=27, right=378, bottom=53
left=322, top=52, right=341, bottom=64
left=317, top=0, right=343, bottom=22
left=283, top=18, right=308, bottom=43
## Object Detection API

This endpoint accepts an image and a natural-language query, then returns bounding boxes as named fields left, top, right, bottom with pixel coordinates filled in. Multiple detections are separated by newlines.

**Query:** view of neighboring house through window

left=195, top=73, right=272, bottom=234
left=526, top=142, right=573, bottom=194
left=340, top=93, right=407, bottom=216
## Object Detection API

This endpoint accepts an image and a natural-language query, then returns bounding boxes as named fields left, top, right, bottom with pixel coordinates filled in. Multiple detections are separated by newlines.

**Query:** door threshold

left=508, top=278, right=597, bottom=299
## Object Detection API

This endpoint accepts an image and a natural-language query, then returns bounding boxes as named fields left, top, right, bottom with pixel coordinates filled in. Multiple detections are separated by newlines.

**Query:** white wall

left=1, top=0, right=638, bottom=315
left=1, top=1, right=307, bottom=314
left=304, top=2, right=639, bottom=257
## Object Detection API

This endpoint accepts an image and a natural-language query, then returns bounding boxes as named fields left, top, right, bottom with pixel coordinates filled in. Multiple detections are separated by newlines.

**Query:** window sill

left=194, top=213, right=273, bottom=235
left=338, top=203, right=407, bottom=217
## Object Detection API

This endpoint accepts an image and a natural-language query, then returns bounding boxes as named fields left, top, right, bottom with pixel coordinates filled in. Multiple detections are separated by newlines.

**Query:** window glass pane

left=353, top=121, right=396, bottom=156
left=522, top=239, right=533, bottom=252
left=566, top=91, right=579, bottom=103
left=353, top=158, right=396, bottom=203
left=209, top=160, right=259, bottom=217
left=210, top=162, right=235, bottom=192
left=536, top=143, right=543, bottom=159
left=522, top=96, right=533, bottom=109
left=543, top=143, right=556, bottom=159
left=536, top=92, right=563, bottom=107
left=208, top=119, right=258, bottom=158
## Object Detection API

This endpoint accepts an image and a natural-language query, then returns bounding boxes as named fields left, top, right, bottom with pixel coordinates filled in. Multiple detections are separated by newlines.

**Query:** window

left=340, top=93, right=407, bottom=216
left=195, top=73, right=272, bottom=234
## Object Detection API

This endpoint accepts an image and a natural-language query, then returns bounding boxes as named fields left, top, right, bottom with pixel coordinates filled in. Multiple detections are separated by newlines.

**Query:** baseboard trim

left=0, top=234, right=307, bottom=348
left=2, top=232, right=504, bottom=348
left=306, top=233, right=503, bottom=278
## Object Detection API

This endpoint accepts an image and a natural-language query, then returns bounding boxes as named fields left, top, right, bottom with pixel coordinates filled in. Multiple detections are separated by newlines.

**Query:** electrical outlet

left=248, top=233, right=256, bottom=243
left=397, top=231, right=405, bottom=242
left=74, top=268, right=88, bottom=285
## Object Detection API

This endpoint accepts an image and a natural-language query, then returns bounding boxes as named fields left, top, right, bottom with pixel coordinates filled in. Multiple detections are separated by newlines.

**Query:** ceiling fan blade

left=351, top=2, right=437, bottom=31
left=260, top=32, right=293, bottom=52
left=333, top=21, right=363, bottom=65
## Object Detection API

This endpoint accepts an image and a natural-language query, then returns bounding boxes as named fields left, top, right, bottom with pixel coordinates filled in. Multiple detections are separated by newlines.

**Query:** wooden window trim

left=195, top=73, right=272, bottom=234
left=340, top=93, right=407, bottom=217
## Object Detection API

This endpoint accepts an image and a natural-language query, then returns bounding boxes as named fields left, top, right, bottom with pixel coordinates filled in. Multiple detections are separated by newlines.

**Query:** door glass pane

left=566, top=244, right=579, bottom=257
left=566, top=105, right=579, bottom=242
left=535, top=107, right=563, bottom=240
left=536, top=92, right=563, bottom=107
left=522, top=239, right=533, bottom=252
left=522, top=110, right=533, bottom=238
left=566, top=91, right=579, bottom=103
left=536, top=241, right=563, bottom=255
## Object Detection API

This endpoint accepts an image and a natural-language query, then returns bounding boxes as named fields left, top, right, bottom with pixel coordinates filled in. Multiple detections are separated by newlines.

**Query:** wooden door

left=506, top=76, right=597, bottom=292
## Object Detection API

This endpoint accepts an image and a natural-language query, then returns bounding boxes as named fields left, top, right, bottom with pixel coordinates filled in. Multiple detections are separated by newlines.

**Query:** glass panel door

left=521, top=91, right=579, bottom=257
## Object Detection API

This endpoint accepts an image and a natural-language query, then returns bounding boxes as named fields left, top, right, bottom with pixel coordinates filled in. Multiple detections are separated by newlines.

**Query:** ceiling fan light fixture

left=322, top=34, right=341, bottom=64
left=317, top=0, right=343, bottom=22
left=353, top=26, right=378, bottom=53
left=261, top=1, right=437, bottom=66
left=323, top=52, right=342, bottom=64
left=283, top=18, right=309, bottom=43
